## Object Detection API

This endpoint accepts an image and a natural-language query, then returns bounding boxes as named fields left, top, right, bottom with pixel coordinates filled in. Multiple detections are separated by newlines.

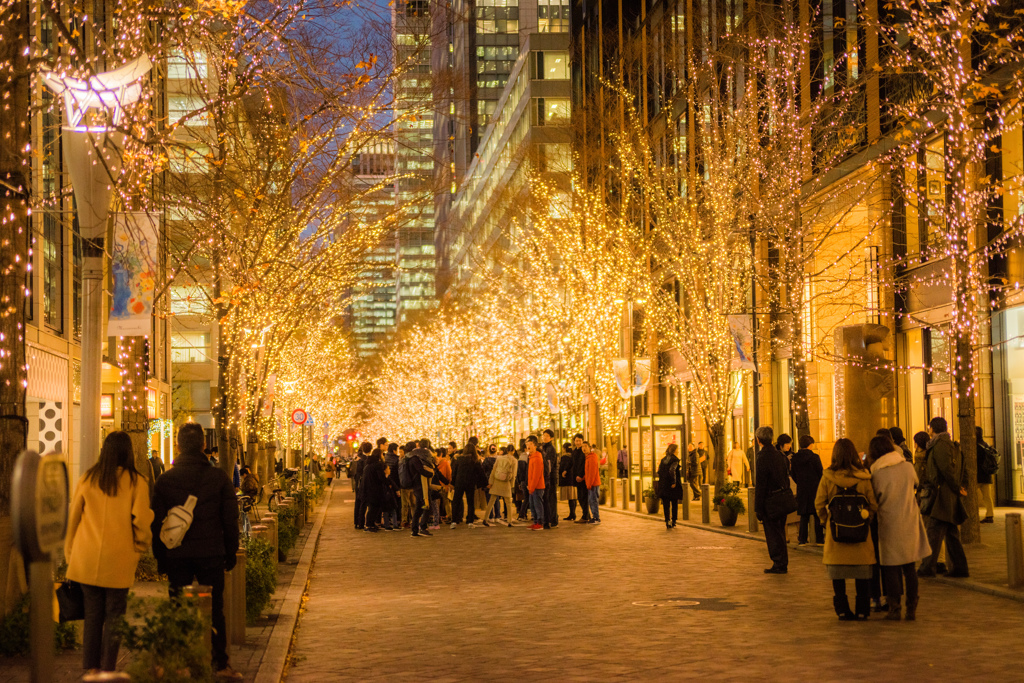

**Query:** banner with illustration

left=108, top=212, right=158, bottom=337
left=728, top=314, right=757, bottom=370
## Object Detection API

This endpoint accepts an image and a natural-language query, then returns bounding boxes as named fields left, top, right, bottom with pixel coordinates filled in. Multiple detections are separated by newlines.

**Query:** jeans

left=662, top=497, right=678, bottom=524
left=385, top=506, right=399, bottom=528
left=544, top=477, right=558, bottom=526
left=588, top=486, right=600, bottom=521
left=882, top=562, right=919, bottom=603
left=410, top=487, right=428, bottom=533
left=354, top=488, right=366, bottom=529
left=576, top=482, right=591, bottom=520
left=762, top=515, right=789, bottom=570
left=687, top=477, right=701, bottom=499
left=165, top=556, right=230, bottom=670
left=922, top=516, right=968, bottom=575
left=530, top=490, right=546, bottom=526
left=798, top=511, right=824, bottom=544
left=431, top=497, right=441, bottom=525
left=452, top=485, right=476, bottom=524
left=81, top=584, right=129, bottom=671
left=400, top=489, right=414, bottom=525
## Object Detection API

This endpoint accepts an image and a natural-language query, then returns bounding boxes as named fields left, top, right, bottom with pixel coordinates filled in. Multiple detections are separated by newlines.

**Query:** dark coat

left=789, top=448, right=823, bottom=515
left=685, top=449, right=699, bottom=481
left=923, top=433, right=964, bottom=524
left=384, top=451, right=401, bottom=489
left=558, top=454, right=574, bottom=487
left=540, top=442, right=558, bottom=485
left=977, top=438, right=994, bottom=485
left=151, top=450, right=239, bottom=568
left=571, top=448, right=586, bottom=483
left=657, top=453, right=683, bottom=500
left=360, top=455, right=387, bottom=507
left=482, top=455, right=496, bottom=480
left=754, top=443, right=791, bottom=520
left=453, top=453, right=482, bottom=489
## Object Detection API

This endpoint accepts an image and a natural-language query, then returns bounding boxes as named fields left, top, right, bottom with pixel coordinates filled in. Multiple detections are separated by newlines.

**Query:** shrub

left=276, top=505, right=298, bottom=559
left=119, top=595, right=212, bottom=683
left=713, top=481, right=746, bottom=514
left=244, top=537, right=277, bottom=624
left=0, top=594, right=78, bottom=656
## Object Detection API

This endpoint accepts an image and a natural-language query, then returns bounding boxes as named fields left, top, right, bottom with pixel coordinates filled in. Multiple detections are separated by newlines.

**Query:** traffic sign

left=305, top=416, right=314, bottom=426
left=291, top=408, right=308, bottom=425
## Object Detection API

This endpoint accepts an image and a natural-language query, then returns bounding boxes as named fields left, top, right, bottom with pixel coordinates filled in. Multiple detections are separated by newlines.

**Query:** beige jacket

left=65, top=469, right=154, bottom=588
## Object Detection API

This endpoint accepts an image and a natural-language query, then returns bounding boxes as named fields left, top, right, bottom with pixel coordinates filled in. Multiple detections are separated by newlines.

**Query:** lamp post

left=41, top=57, right=152, bottom=473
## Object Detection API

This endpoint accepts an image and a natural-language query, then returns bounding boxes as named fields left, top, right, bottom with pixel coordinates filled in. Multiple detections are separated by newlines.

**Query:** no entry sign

left=291, top=408, right=308, bottom=425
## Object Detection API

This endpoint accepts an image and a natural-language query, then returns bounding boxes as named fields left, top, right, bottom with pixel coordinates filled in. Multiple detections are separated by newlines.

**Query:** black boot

left=885, top=596, right=902, bottom=621
left=905, top=596, right=918, bottom=621
left=854, top=595, right=871, bottom=620
left=833, top=595, right=856, bottom=621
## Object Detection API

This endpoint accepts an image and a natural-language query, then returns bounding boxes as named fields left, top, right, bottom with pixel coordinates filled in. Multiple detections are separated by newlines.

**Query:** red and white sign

left=291, top=408, right=308, bottom=426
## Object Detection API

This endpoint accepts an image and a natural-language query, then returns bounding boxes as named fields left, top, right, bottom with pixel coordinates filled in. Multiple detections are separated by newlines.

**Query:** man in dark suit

left=754, top=425, right=790, bottom=574
left=571, top=433, right=591, bottom=523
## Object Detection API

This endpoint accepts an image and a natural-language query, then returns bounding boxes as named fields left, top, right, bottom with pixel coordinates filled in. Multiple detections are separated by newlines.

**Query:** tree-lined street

left=287, top=492, right=1024, bottom=682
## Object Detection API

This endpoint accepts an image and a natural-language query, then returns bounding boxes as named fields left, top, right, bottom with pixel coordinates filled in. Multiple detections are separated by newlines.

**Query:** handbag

left=917, top=483, right=936, bottom=516
left=764, top=486, right=797, bottom=519
left=56, top=580, right=85, bottom=622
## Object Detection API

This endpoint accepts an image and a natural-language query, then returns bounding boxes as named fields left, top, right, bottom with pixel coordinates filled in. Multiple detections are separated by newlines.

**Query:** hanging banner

left=108, top=212, right=158, bottom=337
left=612, top=359, right=631, bottom=399
left=263, top=374, right=276, bottom=417
left=728, top=314, right=757, bottom=371
left=633, top=358, right=652, bottom=397
left=545, top=382, right=559, bottom=413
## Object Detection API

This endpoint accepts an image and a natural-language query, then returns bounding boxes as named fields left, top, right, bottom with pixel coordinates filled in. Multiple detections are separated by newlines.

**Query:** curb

left=599, top=504, right=1024, bottom=603
left=254, top=486, right=334, bottom=683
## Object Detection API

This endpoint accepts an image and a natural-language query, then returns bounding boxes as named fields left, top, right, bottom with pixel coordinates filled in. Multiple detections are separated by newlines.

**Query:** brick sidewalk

left=0, top=493, right=327, bottom=683
left=286, top=489, right=1024, bottom=682
left=610, top=497, right=1024, bottom=601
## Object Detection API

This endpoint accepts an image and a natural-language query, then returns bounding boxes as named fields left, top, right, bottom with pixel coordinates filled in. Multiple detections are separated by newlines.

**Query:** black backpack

left=827, top=484, right=871, bottom=543
left=979, top=443, right=1000, bottom=477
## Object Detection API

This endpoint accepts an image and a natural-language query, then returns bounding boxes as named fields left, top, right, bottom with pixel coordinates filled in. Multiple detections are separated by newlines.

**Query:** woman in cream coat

left=65, top=431, right=154, bottom=674
left=867, top=434, right=931, bottom=622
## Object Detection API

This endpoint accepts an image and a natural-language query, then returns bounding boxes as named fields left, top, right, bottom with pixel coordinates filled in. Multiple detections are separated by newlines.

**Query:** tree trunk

left=707, top=419, right=727, bottom=496
left=119, top=336, right=152, bottom=481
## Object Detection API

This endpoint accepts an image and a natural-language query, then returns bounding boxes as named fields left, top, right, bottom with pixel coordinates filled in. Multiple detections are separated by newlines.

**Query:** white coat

left=870, top=451, right=931, bottom=566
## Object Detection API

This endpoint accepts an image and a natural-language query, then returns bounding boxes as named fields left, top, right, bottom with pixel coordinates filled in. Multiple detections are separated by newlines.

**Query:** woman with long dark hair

left=657, top=443, right=683, bottom=529
left=65, top=431, right=154, bottom=674
left=814, top=438, right=879, bottom=620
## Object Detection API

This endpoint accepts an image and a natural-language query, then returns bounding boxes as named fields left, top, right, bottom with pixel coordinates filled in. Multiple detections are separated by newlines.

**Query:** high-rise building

left=393, top=0, right=440, bottom=324
left=348, top=143, right=398, bottom=358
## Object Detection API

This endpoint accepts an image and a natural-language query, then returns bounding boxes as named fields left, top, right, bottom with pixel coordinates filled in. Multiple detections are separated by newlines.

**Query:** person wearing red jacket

left=583, top=442, right=602, bottom=524
left=527, top=436, right=547, bottom=530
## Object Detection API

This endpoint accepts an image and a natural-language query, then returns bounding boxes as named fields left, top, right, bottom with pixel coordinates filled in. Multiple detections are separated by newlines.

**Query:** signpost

left=11, top=450, right=69, bottom=683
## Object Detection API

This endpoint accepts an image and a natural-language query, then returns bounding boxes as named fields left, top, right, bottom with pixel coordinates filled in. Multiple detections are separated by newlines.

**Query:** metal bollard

left=181, top=581, right=214, bottom=656
left=610, top=478, right=617, bottom=507
left=634, top=480, right=642, bottom=512
left=225, top=547, right=247, bottom=646
left=262, top=512, right=279, bottom=559
left=682, top=484, right=690, bottom=521
left=701, top=484, right=710, bottom=524
left=747, top=487, right=759, bottom=532
left=1007, top=513, right=1024, bottom=589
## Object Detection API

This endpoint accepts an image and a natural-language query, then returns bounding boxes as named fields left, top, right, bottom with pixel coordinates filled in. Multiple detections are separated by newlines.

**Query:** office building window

left=538, top=0, right=569, bottom=32
left=43, top=213, right=63, bottom=332
left=72, top=220, right=82, bottom=339
left=167, top=48, right=208, bottom=80
left=533, top=98, right=570, bottom=126
left=533, top=51, right=569, bottom=79
left=171, top=332, right=211, bottom=363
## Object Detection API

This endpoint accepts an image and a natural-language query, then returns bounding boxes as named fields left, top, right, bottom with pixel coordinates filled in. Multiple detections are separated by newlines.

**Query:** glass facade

left=994, top=305, right=1024, bottom=503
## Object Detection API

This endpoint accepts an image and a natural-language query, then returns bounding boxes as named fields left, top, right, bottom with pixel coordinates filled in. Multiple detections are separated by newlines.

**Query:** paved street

left=287, top=492, right=1024, bottom=682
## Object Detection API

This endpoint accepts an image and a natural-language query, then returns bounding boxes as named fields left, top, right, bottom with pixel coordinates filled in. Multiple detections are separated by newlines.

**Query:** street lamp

left=41, top=56, right=152, bottom=473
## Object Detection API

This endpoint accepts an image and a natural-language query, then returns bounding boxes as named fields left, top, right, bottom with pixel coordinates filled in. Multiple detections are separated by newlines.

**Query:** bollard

left=181, top=581, right=214, bottom=656
left=634, top=480, right=642, bottom=512
left=701, top=484, right=710, bottom=524
left=262, top=512, right=279, bottom=559
left=225, top=547, right=247, bottom=646
left=610, top=478, right=617, bottom=507
left=747, top=487, right=759, bottom=532
left=251, top=524, right=268, bottom=543
left=1008, top=513, right=1024, bottom=589
left=620, top=480, right=627, bottom=510
left=682, top=484, right=690, bottom=521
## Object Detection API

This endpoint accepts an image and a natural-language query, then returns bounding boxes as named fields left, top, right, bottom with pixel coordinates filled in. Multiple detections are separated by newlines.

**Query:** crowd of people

left=749, top=416, right=978, bottom=622
left=350, top=429, right=604, bottom=535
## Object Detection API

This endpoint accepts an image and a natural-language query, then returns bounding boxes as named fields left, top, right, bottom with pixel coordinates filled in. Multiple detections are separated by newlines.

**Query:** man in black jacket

left=540, top=429, right=559, bottom=529
left=151, top=423, right=242, bottom=681
left=570, top=434, right=590, bottom=523
left=451, top=437, right=481, bottom=528
left=753, top=425, right=790, bottom=574
left=408, top=439, right=436, bottom=537
left=351, top=442, right=370, bottom=529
